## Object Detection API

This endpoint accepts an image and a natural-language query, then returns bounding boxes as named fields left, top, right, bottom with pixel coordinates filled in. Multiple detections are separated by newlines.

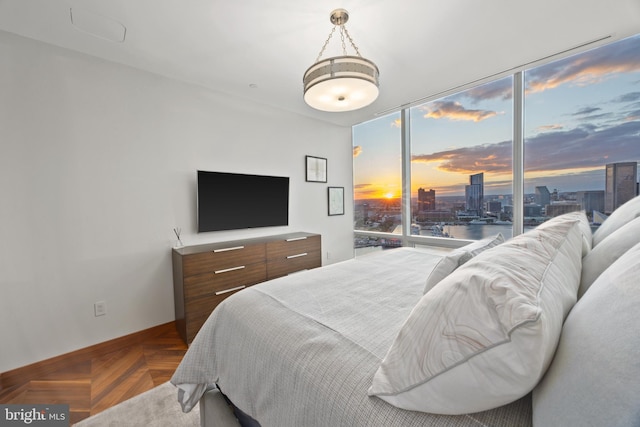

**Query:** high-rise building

left=465, top=173, right=484, bottom=217
left=487, top=201, right=502, bottom=214
left=605, top=162, right=638, bottom=214
left=524, top=204, right=543, bottom=217
left=535, top=186, right=551, bottom=207
left=546, top=203, right=582, bottom=217
left=417, top=188, right=436, bottom=212
left=576, top=190, right=605, bottom=218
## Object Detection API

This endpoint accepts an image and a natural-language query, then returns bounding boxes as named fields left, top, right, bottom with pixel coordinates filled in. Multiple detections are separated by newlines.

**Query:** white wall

left=0, top=31, right=354, bottom=373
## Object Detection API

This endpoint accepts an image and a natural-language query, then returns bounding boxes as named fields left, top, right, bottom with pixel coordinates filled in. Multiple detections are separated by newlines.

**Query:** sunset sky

left=354, top=34, right=640, bottom=200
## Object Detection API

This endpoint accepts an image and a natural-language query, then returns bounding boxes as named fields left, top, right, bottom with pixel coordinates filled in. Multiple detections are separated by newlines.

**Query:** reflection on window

left=409, top=76, right=513, bottom=240
left=523, top=35, right=640, bottom=228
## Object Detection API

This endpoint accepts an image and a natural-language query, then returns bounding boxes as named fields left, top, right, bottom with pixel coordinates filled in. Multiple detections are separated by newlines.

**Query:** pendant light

left=303, top=9, right=379, bottom=112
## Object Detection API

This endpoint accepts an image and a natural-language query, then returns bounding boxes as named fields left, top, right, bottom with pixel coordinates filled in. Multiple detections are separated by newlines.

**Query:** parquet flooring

left=0, top=322, right=187, bottom=425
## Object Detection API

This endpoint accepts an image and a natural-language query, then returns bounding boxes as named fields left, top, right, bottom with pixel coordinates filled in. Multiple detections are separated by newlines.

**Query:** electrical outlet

left=326, top=251, right=331, bottom=260
left=94, top=301, right=107, bottom=317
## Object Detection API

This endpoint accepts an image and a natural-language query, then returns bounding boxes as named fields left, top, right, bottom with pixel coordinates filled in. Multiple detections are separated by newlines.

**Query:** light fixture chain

left=342, top=25, right=362, bottom=57
left=315, top=26, right=337, bottom=63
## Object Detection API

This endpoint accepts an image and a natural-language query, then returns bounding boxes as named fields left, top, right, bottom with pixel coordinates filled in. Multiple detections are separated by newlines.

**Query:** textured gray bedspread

left=171, top=247, right=532, bottom=427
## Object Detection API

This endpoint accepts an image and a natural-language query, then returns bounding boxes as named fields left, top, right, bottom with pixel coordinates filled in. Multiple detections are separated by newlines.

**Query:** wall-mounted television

left=197, top=170, right=289, bottom=232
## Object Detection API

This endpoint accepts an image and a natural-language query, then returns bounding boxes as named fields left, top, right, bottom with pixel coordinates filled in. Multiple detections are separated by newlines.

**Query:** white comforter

left=171, top=247, right=532, bottom=427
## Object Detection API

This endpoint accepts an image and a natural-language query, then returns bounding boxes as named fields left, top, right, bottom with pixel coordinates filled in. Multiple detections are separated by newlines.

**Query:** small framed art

left=328, top=187, right=345, bottom=216
left=305, top=155, right=327, bottom=183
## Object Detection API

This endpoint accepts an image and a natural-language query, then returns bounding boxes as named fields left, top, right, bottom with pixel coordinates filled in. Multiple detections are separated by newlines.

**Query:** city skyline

left=357, top=165, right=637, bottom=216
left=353, top=34, right=640, bottom=200
left=355, top=162, right=637, bottom=245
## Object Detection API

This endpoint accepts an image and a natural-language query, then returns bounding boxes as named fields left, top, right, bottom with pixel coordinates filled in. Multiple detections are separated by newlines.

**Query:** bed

left=171, top=244, right=533, bottom=426
left=171, top=197, right=640, bottom=427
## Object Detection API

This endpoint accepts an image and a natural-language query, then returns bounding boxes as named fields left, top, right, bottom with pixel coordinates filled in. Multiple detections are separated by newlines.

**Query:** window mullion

left=513, top=71, right=524, bottom=237
left=401, top=108, right=412, bottom=246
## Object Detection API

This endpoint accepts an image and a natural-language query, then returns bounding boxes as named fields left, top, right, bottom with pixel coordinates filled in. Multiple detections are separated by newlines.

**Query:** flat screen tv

left=197, top=170, right=289, bottom=232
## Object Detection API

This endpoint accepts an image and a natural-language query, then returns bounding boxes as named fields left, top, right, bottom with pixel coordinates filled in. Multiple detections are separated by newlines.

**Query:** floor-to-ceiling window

left=353, top=111, right=403, bottom=250
left=523, top=35, right=640, bottom=225
left=410, top=77, right=513, bottom=240
left=354, top=34, right=640, bottom=251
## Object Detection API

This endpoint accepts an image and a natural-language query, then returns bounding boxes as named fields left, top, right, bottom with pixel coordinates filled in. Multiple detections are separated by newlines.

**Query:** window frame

left=353, top=35, right=639, bottom=248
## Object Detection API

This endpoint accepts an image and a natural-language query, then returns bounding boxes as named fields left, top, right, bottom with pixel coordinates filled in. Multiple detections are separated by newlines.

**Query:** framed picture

left=328, top=187, right=344, bottom=216
left=306, top=155, right=327, bottom=183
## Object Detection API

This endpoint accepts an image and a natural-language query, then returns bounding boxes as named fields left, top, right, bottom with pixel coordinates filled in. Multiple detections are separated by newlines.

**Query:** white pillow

left=541, top=210, right=592, bottom=256
left=592, top=194, right=640, bottom=247
left=533, top=242, right=640, bottom=427
left=369, top=217, right=583, bottom=415
left=571, top=210, right=593, bottom=256
left=578, top=216, right=640, bottom=299
left=423, top=233, right=504, bottom=294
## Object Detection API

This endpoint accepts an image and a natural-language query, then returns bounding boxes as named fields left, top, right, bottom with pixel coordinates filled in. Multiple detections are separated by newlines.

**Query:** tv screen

left=197, top=170, right=289, bottom=232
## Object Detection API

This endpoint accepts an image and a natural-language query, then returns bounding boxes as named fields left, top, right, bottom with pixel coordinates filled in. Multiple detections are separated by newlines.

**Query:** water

left=355, top=224, right=538, bottom=256
left=420, top=224, right=519, bottom=240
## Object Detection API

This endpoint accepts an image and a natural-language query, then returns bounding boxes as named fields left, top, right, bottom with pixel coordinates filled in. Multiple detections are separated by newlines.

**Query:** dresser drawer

left=184, top=262, right=267, bottom=300
left=267, top=250, right=321, bottom=279
left=267, top=235, right=321, bottom=260
left=183, top=243, right=266, bottom=276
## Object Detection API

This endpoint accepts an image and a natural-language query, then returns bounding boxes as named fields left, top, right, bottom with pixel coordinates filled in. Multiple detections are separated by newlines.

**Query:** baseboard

left=0, top=321, right=178, bottom=391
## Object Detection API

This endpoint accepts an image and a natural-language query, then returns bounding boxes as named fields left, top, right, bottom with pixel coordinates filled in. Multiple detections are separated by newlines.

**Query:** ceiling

left=1, top=0, right=639, bottom=127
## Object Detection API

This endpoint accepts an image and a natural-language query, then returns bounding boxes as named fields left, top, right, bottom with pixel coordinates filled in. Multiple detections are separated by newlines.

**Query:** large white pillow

left=369, top=217, right=583, bottom=415
left=579, top=216, right=640, bottom=298
left=423, top=233, right=504, bottom=294
left=592, top=194, right=640, bottom=247
left=533, top=242, right=640, bottom=427
left=543, top=210, right=592, bottom=256
left=571, top=210, right=593, bottom=256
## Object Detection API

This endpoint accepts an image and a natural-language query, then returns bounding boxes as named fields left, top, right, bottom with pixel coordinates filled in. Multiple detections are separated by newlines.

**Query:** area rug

left=74, top=382, right=199, bottom=427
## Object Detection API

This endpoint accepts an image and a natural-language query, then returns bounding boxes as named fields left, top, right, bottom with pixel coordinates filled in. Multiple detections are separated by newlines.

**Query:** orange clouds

left=411, top=119, right=640, bottom=177
left=538, top=124, right=564, bottom=132
left=412, top=141, right=512, bottom=174
left=420, top=101, right=498, bottom=122
left=528, top=62, right=638, bottom=93
left=526, top=36, right=640, bottom=94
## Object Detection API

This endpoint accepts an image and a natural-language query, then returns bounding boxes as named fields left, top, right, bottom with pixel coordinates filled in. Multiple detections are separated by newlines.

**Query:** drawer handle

left=215, top=285, right=246, bottom=296
left=287, top=253, right=308, bottom=259
left=213, top=246, right=245, bottom=253
left=286, top=237, right=307, bottom=242
left=214, top=265, right=246, bottom=274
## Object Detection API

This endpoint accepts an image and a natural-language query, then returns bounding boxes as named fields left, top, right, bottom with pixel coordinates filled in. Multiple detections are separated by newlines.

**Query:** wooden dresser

left=172, top=232, right=321, bottom=344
